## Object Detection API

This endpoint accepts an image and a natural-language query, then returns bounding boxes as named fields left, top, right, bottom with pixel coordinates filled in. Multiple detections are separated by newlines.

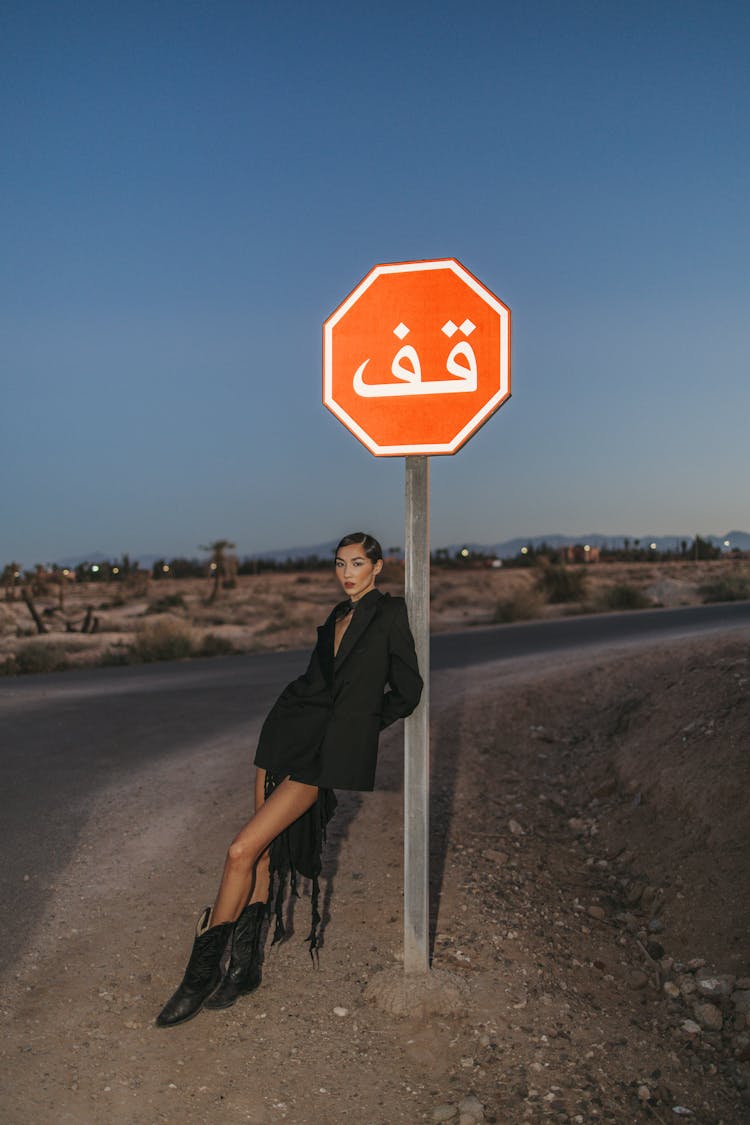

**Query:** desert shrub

left=285, top=590, right=320, bottom=604
left=258, top=614, right=301, bottom=635
left=133, top=617, right=194, bottom=662
left=438, top=594, right=468, bottom=609
left=100, top=647, right=135, bottom=667
left=13, top=641, right=69, bottom=674
left=536, top=563, right=587, bottom=604
left=493, top=589, right=542, bottom=623
left=191, top=608, right=234, bottom=626
left=100, top=593, right=128, bottom=608
left=199, top=632, right=235, bottom=657
left=600, top=584, right=651, bottom=611
left=699, top=576, right=750, bottom=603
left=146, top=593, right=187, bottom=615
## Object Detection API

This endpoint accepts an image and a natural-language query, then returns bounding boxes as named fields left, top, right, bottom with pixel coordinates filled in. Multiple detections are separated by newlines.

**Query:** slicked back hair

left=334, top=532, right=383, bottom=563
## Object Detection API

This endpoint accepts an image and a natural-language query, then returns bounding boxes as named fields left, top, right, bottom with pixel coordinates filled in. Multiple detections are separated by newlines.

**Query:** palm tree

left=199, top=539, right=236, bottom=604
left=1, top=563, right=21, bottom=601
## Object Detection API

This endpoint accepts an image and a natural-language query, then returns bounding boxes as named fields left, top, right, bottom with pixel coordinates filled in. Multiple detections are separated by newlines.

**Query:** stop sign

left=323, top=258, right=510, bottom=456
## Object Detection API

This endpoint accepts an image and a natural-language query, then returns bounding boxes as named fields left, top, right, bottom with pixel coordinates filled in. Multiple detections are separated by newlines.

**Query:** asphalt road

left=2, top=600, right=750, bottom=964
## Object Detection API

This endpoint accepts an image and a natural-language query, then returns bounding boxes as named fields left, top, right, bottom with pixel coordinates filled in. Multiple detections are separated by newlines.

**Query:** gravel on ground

left=2, top=630, right=749, bottom=1123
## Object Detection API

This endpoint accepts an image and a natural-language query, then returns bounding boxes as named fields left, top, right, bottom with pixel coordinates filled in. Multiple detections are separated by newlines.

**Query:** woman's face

left=335, top=543, right=383, bottom=602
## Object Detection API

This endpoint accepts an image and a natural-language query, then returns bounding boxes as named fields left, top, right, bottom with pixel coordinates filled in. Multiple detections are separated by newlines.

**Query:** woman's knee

left=226, top=834, right=261, bottom=869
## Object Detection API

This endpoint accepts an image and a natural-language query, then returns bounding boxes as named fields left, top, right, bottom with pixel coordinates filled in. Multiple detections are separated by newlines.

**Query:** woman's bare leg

left=211, top=775, right=318, bottom=925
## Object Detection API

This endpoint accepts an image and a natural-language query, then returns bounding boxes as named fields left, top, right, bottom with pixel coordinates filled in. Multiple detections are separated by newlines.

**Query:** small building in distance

left=561, top=544, right=600, bottom=564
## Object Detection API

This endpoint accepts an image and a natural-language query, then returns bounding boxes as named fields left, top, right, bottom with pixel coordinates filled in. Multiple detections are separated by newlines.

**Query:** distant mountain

left=724, top=530, right=750, bottom=551
left=247, top=531, right=750, bottom=561
left=443, top=531, right=749, bottom=559
left=54, top=550, right=111, bottom=568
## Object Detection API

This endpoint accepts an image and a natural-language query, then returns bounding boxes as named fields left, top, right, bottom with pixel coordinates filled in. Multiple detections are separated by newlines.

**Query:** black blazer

left=254, top=588, right=422, bottom=791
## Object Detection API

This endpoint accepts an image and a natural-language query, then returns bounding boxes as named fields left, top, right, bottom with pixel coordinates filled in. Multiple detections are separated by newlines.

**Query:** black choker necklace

left=336, top=587, right=377, bottom=621
left=336, top=598, right=355, bottom=621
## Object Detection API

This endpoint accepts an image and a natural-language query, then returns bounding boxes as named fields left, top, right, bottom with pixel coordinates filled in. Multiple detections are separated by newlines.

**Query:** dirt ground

left=2, top=626, right=749, bottom=1124
left=2, top=558, right=749, bottom=671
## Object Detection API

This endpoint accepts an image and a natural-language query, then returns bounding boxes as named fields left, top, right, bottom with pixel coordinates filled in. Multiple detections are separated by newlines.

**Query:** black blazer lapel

left=334, top=590, right=383, bottom=670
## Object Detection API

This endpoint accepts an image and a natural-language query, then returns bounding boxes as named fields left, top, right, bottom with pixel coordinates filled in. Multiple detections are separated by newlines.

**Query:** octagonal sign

left=323, top=258, right=510, bottom=456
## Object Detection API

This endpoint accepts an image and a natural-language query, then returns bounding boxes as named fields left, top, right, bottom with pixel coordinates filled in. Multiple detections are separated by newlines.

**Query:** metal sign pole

left=403, top=454, right=430, bottom=973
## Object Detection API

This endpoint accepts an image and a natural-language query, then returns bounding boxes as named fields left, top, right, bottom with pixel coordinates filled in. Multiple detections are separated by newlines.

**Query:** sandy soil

left=2, top=558, right=749, bottom=671
left=2, top=628, right=749, bottom=1124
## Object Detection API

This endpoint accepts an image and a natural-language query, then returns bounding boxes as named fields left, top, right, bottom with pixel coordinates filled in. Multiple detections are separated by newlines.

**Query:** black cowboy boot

left=155, top=907, right=233, bottom=1028
left=204, top=901, right=266, bottom=1010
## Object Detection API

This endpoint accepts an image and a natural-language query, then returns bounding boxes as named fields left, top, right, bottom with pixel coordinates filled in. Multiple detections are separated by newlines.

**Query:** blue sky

left=2, top=0, right=748, bottom=566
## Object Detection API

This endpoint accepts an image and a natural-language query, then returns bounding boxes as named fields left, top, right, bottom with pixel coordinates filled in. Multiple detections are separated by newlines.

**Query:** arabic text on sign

left=353, top=320, right=478, bottom=398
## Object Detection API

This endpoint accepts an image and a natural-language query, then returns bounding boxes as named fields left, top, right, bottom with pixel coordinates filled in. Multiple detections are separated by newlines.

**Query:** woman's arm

left=380, top=598, right=423, bottom=730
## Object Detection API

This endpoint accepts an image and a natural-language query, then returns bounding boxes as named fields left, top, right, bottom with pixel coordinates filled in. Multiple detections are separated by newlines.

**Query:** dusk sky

left=3, top=1, right=748, bottom=567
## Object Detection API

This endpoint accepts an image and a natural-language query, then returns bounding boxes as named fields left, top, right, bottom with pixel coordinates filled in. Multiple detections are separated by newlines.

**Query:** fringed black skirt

left=264, top=773, right=337, bottom=958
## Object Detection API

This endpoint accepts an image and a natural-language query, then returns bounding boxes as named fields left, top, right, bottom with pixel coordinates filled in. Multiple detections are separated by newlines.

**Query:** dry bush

left=493, top=587, right=544, bottom=623
left=191, top=606, right=236, bottom=626
left=132, top=617, right=195, bottom=662
left=597, top=584, right=652, bottom=611
left=434, top=593, right=468, bottom=609
left=4, top=641, right=69, bottom=675
left=198, top=632, right=235, bottom=657
left=146, top=593, right=187, bottom=615
left=536, top=562, right=587, bottom=604
left=0, top=607, right=17, bottom=636
left=699, top=575, right=750, bottom=603
left=258, top=613, right=305, bottom=635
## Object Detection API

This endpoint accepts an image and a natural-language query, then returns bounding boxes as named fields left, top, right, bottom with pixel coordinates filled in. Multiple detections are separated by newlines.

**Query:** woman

left=156, top=532, right=422, bottom=1027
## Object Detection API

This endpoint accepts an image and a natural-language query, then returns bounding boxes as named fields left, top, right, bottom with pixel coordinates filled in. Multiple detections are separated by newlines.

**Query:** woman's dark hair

left=335, top=532, right=383, bottom=563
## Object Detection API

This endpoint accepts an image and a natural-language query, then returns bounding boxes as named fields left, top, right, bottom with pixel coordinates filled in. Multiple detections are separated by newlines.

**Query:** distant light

left=162, top=564, right=170, bottom=572
left=460, top=548, right=470, bottom=558
left=584, top=544, right=591, bottom=552
left=14, top=571, right=20, bottom=578
left=724, top=540, right=731, bottom=548
left=650, top=542, right=657, bottom=550
left=62, top=569, right=69, bottom=576
left=112, top=567, right=119, bottom=574
left=92, top=565, right=100, bottom=572
left=520, top=547, right=528, bottom=555
left=210, top=562, right=217, bottom=570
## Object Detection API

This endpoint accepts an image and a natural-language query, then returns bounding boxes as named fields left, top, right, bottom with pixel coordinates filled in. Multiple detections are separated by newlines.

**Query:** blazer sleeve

left=380, top=598, right=423, bottom=730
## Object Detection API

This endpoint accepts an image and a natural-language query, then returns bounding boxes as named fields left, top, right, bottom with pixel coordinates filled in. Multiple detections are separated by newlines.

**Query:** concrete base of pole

left=363, top=966, right=468, bottom=1019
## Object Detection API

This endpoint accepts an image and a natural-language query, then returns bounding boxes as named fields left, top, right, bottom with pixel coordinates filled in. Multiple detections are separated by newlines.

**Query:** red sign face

left=323, top=259, right=511, bottom=456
